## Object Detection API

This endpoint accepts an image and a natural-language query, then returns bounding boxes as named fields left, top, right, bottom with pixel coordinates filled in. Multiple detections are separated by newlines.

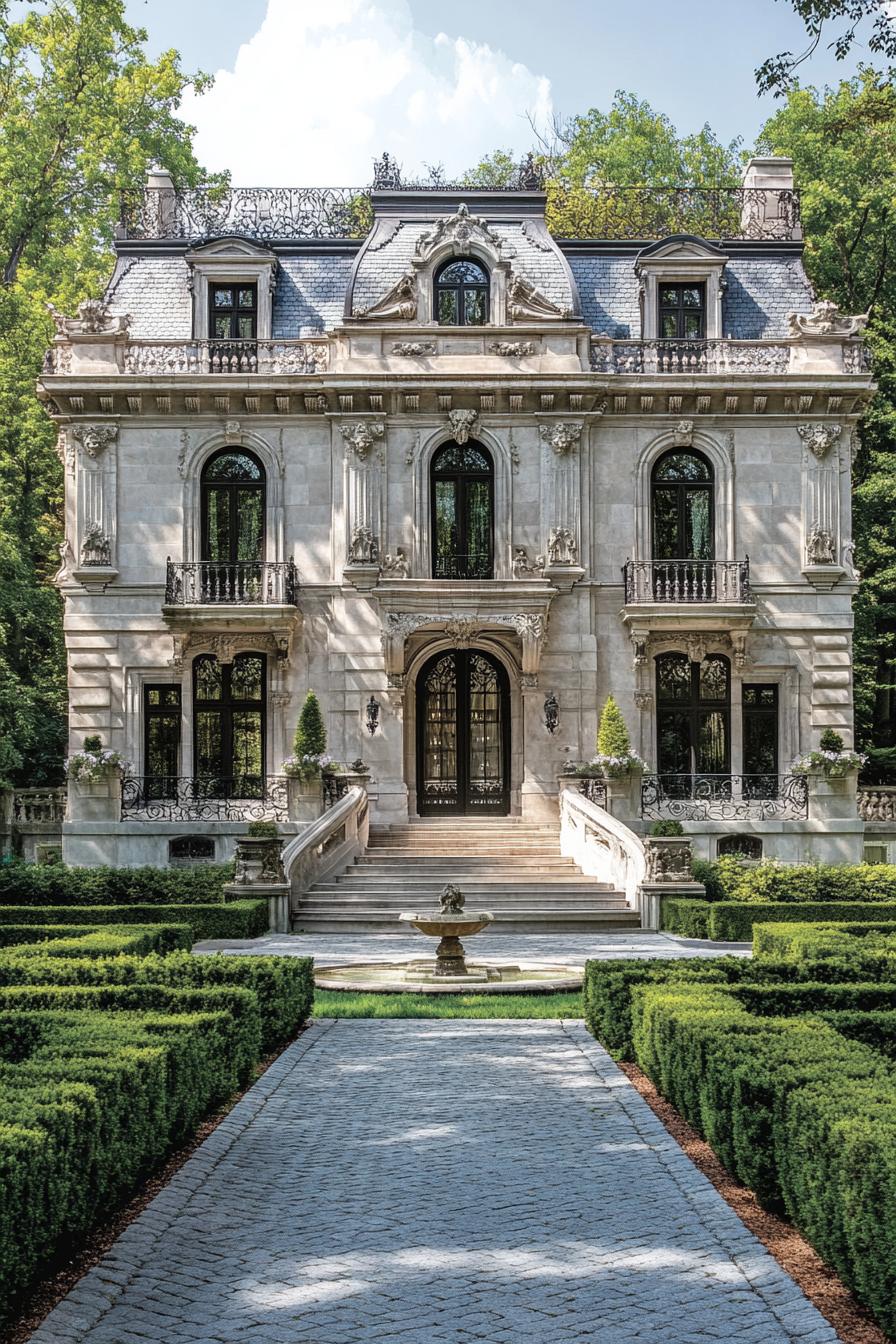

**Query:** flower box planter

left=286, top=775, right=323, bottom=823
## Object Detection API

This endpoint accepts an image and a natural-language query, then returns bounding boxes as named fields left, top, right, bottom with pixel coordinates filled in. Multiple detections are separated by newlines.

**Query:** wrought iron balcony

left=641, top=773, right=808, bottom=821
left=165, top=560, right=299, bottom=607
left=624, top=560, right=751, bottom=605
left=117, top=183, right=800, bottom=242
left=432, top=552, right=493, bottom=581
left=121, top=775, right=288, bottom=822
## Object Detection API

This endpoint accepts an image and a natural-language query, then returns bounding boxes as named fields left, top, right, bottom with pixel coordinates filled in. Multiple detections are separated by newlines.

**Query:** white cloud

left=179, top=0, right=553, bottom=186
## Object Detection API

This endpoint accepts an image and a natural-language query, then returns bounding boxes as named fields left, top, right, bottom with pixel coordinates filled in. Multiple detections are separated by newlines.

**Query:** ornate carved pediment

left=171, top=631, right=285, bottom=671
left=73, top=423, right=118, bottom=458
left=379, top=608, right=550, bottom=681
left=414, top=202, right=509, bottom=265
left=507, top=271, right=570, bottom=321
left=355, top=271, right=417, bottom=321
left=788, top=300, right=869, bottom=339
left=797, top=422, right=842, bottom=460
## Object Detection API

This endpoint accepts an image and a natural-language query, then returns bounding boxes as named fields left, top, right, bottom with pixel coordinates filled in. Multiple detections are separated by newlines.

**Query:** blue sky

left=123, top=0, right=874, bottom=183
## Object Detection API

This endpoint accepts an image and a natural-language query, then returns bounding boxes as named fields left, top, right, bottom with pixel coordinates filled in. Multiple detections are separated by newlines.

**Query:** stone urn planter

left=643, top=835, right=694, bottom=883
left=286, top=774, right=323, bottom=823
left=225, top=834, right=290, bottom=935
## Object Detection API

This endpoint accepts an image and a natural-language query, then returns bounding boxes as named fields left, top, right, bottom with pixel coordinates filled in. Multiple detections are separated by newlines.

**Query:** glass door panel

left=418, top=650, right=508, bottom=814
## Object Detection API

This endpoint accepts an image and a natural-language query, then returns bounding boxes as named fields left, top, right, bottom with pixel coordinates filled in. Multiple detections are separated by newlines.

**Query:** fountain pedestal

left=398, top=885, right=494, bottom=979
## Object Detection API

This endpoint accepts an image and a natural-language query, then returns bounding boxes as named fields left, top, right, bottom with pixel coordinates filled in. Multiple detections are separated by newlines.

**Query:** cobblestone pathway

left=32, top=1020, right=838, bottom=1344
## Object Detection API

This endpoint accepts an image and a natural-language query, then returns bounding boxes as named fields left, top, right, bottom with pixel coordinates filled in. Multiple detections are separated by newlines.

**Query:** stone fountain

left=398, top=884, right=494, bottom=979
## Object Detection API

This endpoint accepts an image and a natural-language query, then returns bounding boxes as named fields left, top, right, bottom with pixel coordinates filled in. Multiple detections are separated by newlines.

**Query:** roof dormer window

left=435, top=258, right=489, bottom=326
left=211, top=284, right=258, bottom=341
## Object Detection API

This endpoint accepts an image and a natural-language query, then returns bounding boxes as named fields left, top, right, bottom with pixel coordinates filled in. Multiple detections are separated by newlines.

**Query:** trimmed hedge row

left=690, top=857, right=896, bottom=905
left=0, top=924, right=192, bottom=958
left=753, top=920, right=896, bottom=963
left=662, top=898, right=896, bottom=942
left=0, top=900, right=268, bottom=942
left=0, top=861, right=233, bottom=907
left=0, top=1003, right=255, bottom=1317
left=628, top=983, right=896, bottom=1333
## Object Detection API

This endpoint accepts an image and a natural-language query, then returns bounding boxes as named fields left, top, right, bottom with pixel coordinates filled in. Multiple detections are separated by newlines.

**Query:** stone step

left=292, top=910, right=640, bottom=933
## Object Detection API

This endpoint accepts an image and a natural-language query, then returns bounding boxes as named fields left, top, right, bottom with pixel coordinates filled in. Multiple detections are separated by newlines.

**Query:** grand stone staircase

left=293, top=816, right=640, bottom=933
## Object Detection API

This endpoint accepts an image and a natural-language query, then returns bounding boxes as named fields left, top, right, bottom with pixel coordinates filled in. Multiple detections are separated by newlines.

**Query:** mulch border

left=618, top=1061, right=888, bottom=1344
left=2, top=1029, right=307, bottom=1344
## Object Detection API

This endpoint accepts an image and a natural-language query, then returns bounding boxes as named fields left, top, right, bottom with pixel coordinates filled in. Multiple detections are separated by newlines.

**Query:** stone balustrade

left=858, top=787, right=896, bottom=822
left=590, top=338, right=868, bottom=376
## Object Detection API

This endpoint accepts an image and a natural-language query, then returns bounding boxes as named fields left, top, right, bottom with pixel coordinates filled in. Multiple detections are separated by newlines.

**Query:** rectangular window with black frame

left=209, top=283, right=258, bottom=371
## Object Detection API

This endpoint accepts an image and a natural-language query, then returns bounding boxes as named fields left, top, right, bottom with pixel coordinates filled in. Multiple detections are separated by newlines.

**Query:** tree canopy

left=757, top=1, right=896, bottom=95
left=0, top=0, right=214, bottom=786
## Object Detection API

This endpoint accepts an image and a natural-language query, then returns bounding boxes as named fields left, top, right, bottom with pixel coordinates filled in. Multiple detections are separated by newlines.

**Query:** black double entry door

left=417, top=649, right=510, bottom=816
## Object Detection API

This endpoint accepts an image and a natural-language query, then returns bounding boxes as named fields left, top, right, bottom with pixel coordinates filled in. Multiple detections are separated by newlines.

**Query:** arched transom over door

left=417, top=649, right=509, bottom=816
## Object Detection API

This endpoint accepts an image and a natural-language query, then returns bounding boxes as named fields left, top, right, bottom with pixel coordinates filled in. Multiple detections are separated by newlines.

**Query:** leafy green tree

left=293, top=692, right=327, bottom=760
left=758, top=73, right=896, bottom=766
left=757, top=1, right=896, bottom=96
left=0, top=0, right=215, bottom=786
left=596, top=696, right=632, bottom=758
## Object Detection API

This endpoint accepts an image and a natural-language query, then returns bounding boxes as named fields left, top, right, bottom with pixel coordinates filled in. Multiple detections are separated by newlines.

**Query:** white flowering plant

left=791, top=730, right=866, bottom=779
left=64, top=739, right=128, bottom=782
left=281, top=752, right=334, bottom=780
left=561, top=752, right=648, bottom=779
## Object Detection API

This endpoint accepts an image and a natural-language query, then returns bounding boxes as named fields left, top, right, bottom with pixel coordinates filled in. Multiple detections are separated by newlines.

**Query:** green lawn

left=314, top=989, right=584, bottom=1018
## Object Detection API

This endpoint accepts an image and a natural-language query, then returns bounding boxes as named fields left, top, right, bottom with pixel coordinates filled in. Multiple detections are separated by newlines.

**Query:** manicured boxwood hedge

left=0, top=861, right=234, bottom=906
left=690, top=857, right=896, bottom=904
left=0, top=1004, right=256, bottom=1319
left=752, top=920, right=896, bottom=963
left=0, top=924, right=193, bottom=958
left=628, top=983, right=896, bottom=1334
left=662, top=898, right=896, bottom=942
left=0, top=900, right=268, bottom=942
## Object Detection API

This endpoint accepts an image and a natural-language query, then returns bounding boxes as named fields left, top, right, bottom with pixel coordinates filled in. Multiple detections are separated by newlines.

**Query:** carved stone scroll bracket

left=355, top=271, right=417, bottom=321
left=797, top=422, right=842, bottom=460
left=788, top=301, right=868, bottom=340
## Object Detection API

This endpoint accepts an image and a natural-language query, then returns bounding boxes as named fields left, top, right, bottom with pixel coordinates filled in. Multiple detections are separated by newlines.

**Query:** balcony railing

left=121, top=775, right=288, bottom=822
left=641, top=773, right=808, bottom=822
left=121, top=338, right=329, bottom=376
left=117, top=184, right=800, bottom=242
left=624, top=560, right=751, bottom=604
left=591, top=338, right=794, bottom=375
left=165, top=560, right=299, bottom=607
left=13, top=788, right=66, bottom=825
left=432, top=552, right=493, bottom=581
left=858, top=787, right=896, bottom=822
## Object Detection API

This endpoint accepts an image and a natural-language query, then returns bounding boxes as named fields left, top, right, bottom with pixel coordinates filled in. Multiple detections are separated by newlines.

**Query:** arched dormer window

left=431, top=441, right=493, bottom=579
left=651, top=450, right=714, bottom=561
left=435, top=258, right=489, bottom=326
left=200, top=449, right=265, bottom=601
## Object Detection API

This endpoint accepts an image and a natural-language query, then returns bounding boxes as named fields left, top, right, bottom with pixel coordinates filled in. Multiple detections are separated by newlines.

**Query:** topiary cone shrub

left=597, top=695, right=631, bottom=758
left=283, top=691, right=330, bottom=778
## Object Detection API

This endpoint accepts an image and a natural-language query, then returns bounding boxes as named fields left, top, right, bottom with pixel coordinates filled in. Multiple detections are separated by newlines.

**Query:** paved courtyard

left=32, top=1019, right=837, bottom=1344
left=194, top=930, right=750, bottom=965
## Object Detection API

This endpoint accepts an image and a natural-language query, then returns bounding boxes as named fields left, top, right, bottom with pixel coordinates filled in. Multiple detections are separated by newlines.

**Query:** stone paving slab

left=194, top=930, right=750, bottom=967
left=30, top=1019, right=837, bottom=1344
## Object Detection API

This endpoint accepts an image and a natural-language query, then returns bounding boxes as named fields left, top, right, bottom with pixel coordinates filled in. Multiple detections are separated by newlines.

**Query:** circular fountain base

left=314, top=961, right=584, bottom=994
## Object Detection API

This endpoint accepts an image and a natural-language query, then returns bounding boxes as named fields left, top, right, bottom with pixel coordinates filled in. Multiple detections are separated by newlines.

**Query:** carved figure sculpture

left=806, top=524, right=836, bottom=566
left=381, top=548, right=411, bottom=578
left=348, top=526, right=379, bottom=564
left=439, top=884, right=465, bottom=914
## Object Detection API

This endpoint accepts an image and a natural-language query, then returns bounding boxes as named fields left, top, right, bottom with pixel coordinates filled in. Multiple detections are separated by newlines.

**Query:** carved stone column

left=539, top=422, right=586, bottom=591
left=72, top=422, right=118, bottom=584
left=798, top=423, right=843, bottom=589
left=341, top=421, right=385, bottom=589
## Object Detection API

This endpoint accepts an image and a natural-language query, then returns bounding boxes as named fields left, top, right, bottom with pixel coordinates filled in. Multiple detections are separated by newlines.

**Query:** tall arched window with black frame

left=200, top=449, right=265, bottom=601
left=431, top=441, right=494, bottom=579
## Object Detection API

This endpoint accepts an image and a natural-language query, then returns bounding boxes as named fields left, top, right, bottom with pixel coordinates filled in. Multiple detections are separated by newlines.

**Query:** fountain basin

left=398, top=913, right=494, bottom=938
left=315, top=961, right=584, bottom=994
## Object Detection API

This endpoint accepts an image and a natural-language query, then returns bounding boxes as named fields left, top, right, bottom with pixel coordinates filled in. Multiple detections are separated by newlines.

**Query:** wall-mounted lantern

left=366, top=695, right=381, bottom=735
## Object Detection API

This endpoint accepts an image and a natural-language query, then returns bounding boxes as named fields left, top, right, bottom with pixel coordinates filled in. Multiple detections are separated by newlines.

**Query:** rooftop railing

left=117, top=183, right=801, bottom=243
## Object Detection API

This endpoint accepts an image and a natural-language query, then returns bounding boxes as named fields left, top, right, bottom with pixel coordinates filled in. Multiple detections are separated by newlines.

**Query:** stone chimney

left=740, top=157, right=801, bottom=240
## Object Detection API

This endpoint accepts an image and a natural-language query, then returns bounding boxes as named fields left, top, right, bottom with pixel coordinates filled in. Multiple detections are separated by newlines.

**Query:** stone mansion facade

left=40, top=156, right=878, bottom=869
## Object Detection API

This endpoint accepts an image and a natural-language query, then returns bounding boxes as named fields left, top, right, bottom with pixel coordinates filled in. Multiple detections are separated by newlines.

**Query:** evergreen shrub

left=0, top=861, right=233, bottom=907
left=0, top=900, right=268, bottom=942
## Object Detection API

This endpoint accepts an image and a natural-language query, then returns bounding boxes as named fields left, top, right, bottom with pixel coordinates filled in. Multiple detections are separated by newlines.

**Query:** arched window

left=656, top=651, right=730, bottom=792
left=434, top=258, right=489, bottom=326
left=651, top=450, right=714, bottom=561
left=193, top=652, right=266, bottom=797
left=200, top=450, right=265, bottom=601
left=431, top=441, right=494, bottom=579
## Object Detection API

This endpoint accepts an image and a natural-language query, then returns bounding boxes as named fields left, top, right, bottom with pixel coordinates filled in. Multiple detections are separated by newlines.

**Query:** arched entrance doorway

left=416, top=649, right=509, bottom=816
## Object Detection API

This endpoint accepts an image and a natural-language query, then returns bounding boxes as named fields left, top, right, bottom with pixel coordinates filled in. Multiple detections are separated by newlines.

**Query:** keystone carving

left=671, top=419, right=694, bottom=447
left=788, top=300, right=869, bottom=339
left=797, top=422, right=842, bottom=460
left=340, top=421, right=386, bottom=462
left=73, top=423, right=118, bottom=458
left=448, top=409, right=479, bottom=444
left=540, top=422, right=582, bottom=456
